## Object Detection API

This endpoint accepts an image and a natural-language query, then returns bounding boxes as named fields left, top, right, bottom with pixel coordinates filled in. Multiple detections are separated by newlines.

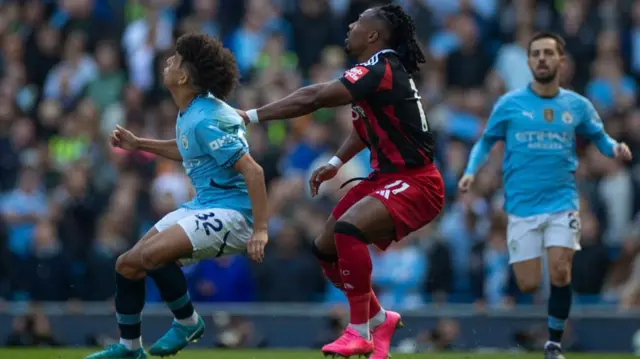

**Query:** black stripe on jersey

left=359, top=105, right=395, bottom=172
left=401, top=120, right=435, bottom=163
left=209, top=178, right=238, bottom=190
left=369, top=105, right=427, bottom=170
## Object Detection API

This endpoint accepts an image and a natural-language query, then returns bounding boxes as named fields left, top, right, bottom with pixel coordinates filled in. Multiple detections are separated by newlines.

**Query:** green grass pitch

left=0, top=349, right=636, bottom=359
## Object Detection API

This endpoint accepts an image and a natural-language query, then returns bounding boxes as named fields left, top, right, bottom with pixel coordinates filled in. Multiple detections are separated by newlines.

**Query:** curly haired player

left=86, top=33, right=268, bottom=359
left=241, top=4, right=444, bottom=358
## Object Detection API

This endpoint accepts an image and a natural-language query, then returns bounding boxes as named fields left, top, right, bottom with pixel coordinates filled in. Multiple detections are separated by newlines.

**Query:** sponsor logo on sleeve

left=344, top=66, right=369, bottom=83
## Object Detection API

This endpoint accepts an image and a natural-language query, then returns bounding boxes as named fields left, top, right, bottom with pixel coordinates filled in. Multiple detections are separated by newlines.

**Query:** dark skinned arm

left=254, top=80, right=353, bottom=122
left=136, top=138, right=183, bottom=161
left=335, top=128, right=367, bottom=163
left=233, top=154, right=268, bottom=232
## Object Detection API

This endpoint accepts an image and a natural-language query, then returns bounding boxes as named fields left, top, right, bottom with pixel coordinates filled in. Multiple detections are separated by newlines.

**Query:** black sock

left=548, top=283, right=572, bottom=344
left=115, top=273, right=146, bottom=340
left=148, top=263, right=195, bottom=321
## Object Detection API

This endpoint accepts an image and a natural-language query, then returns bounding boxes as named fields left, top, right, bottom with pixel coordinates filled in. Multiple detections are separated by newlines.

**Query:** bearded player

left=86, top=33, right=268, bottom=359
left=459, top=32, right=632, bottom=359
left=240, top=4, right=444, bottom=358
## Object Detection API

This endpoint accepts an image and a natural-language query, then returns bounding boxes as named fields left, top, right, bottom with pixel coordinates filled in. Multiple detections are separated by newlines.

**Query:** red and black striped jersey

left=339, top=50, right=435, bottom=173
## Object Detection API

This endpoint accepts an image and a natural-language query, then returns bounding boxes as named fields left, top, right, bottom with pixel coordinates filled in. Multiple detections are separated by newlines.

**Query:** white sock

left=120, top=337, right=142, bottom=350
left=369, top=309, right=387, bottom=329
left=545, top=340, right=561, bottom=349
left=349, top=323, right=371, bottom=340
left=176, top=311, right=200, bottom=326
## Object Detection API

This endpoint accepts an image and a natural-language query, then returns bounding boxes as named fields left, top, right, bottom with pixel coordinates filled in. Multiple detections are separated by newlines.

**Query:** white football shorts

left=154, top=207, right=252, bottom=265
left=507, top=210, right=581, bottom=264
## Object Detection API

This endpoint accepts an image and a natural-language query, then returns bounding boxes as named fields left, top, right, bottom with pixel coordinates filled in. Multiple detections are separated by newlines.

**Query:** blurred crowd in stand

left=1, top=0, right=640, bottom=319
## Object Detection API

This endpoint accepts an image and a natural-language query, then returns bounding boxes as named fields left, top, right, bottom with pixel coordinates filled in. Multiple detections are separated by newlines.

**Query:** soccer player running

left=240, top=4, right=444, bottom=358
left=86, top=34, right=268, bottom=359
left=459, top=32, right=632, bottom=359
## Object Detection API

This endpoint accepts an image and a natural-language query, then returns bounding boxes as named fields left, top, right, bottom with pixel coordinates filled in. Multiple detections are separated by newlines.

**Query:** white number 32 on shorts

left=154, top=207, right=252, bottom=265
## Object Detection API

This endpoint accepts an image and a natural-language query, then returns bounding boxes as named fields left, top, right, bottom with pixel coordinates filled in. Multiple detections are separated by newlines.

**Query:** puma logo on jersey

left=522, top=111, right=534, bottom=119
left=344, top=66, right=369, bottom=83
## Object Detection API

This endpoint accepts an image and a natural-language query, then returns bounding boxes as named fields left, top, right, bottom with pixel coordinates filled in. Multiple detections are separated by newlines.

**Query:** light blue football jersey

left=464, top=86, right=617, bottom=217
left=176, top=94, right=252, bottom=225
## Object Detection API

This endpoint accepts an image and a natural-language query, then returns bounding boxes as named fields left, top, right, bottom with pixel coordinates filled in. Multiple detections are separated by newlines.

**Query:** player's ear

left=178, top=70, right=189, bottom=86
left=368, top=30, right=380, bottom=44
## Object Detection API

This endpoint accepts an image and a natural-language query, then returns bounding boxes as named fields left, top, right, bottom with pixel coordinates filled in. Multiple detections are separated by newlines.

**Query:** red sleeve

left=338, top=62, right=384, bottom=101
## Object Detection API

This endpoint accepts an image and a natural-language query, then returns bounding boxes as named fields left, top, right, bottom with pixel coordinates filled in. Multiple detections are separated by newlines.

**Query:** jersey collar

left=180, top=93, right=205, bottom=117
left=527, top=83, right=560, bottom=99
left=359, top=49, right=397, bottom=66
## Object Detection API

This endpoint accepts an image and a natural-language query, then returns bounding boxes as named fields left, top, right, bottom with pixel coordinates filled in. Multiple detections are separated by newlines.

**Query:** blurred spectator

left=254, top=224, right=323, bottom=302
left=26, top=219, right=74, bottom=302
left=1, top=167, right=48, bottom=300
left=85, top=40, right=127, bottom=112
left=185, top=256, right=256, bottom=303
left=5, top=308, right=61, bottom=347
left=572, top=209, right=610, bottom=300
left=444, top=14, right=493, bottom=89
left=213, top=312, right=267, bottom=348
left=396, top=318, right=460, bottom=353
left=43, top=30, right=98, bottom=108
left=371, top=238, right=426, bottom=309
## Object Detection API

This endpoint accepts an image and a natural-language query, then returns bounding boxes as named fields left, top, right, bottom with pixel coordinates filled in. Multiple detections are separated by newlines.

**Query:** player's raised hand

left=247, top=229, right=268, bottom=263
left=309, top=164, right=339, bottom=198
left=458, top=174, right=475, bottom=193
left=109, top=125, right=139, bottom=151
left=614, top=142, right=633, bottom=162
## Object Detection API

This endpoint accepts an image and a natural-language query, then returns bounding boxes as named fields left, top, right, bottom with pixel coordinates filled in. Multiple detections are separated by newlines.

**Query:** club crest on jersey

left=344, top=66, right=369, bottom=84
left=181, top=135, right=189, bottom=149
left=543, top=108, right=554, bottom=123
left=562, top=111, right=573, bottom=124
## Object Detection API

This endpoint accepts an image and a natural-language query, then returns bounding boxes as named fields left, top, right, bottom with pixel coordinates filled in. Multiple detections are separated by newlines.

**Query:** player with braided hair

left=241, top=4, right=442, bottom=359
left=375, top=3, right=426, bottom=74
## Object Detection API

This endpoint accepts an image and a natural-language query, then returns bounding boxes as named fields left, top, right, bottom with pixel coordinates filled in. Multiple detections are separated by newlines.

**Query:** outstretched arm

left=249, top=80, right=353, bottom=123
left=110, top=125, right=182, bottom=161
left=136, top=138, right=183, bottom=161
left=245, top=63, right=386, bottom=124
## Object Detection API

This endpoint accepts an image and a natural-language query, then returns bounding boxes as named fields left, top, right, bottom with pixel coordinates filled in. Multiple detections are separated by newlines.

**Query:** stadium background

left=1, top=0, right=640, bottom=355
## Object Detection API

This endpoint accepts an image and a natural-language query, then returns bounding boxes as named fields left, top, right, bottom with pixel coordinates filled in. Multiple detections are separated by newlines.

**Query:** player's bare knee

left=550, top=261, right=571, bottom=286
left=313, top=230, right=337, bottom=257
left=115, top=252, right=144, bottom=279
left=516, top=276, right=541, bottom=293
left=140, top=247, right=163, bottom=271
left=115, top=253, right=129, bottom=274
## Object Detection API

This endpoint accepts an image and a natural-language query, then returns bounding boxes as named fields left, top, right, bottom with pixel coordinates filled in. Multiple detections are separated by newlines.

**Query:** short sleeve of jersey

left=483, top=95, right=510, bottom=140
left=195, top=119, right=248, bottom=168
left=339, top=63, right=385, bottom=101
left=576, top=98, right=605, bottom=138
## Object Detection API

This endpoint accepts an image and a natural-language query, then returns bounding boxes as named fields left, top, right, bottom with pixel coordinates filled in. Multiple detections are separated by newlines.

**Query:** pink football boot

left=370, top=311, right=403, bottom=359
left=322, top=327, right=375, bottom=358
